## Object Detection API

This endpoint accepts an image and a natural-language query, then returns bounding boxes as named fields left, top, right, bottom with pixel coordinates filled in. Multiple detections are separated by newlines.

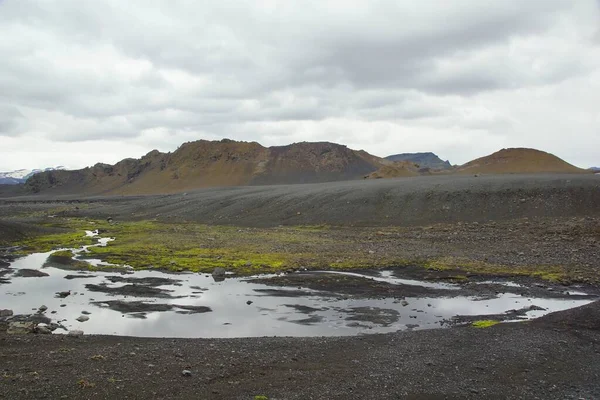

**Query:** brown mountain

left=25, top=140, right=390, bottom=195
left=456, top=148, right=587, bottom=175
left=364, top=161, right=421, bottom=179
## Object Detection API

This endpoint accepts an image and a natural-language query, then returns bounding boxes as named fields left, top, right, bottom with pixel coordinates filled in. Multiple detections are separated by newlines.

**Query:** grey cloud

left=0, top=104, right=26, bottom=136
left=0, top=0, right=598, bottom=169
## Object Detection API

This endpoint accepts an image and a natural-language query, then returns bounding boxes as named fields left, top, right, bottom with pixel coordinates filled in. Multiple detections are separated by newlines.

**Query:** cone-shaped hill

left=456, top=148, right=587, bottom=175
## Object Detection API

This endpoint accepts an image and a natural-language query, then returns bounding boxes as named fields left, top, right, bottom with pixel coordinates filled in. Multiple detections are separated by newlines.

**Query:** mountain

left=0, top=166, right=65, bottom=185
left=589, top=167, right=600, bottom=172
left=25, top=140, right=389, bottom=195
left=457, top=148, right=587, bottom=175
left=385, top=152, right=451, bottom=170
left=364, top=161, right=420, bottom=179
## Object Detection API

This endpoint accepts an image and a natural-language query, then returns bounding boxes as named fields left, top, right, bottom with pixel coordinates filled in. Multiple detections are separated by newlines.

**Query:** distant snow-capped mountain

left=0, top=166, right=65, bottom=185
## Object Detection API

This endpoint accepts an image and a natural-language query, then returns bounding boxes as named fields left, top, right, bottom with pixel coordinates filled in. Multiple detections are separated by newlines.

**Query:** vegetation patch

left=471, top=320, right=500, bottom=329
left=424, top=257, right=569, bottom=284
left=6, top=217, right=591, bottom=282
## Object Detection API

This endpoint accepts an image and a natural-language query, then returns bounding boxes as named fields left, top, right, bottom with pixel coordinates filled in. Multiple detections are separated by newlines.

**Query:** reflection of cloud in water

left=1, top=247, right=595, bottom=338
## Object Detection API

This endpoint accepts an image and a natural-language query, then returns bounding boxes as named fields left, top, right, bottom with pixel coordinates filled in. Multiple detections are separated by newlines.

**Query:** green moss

left=424, top=257, right=569, bottom=283
left=51, top=250, right=75, bottom=258
left=254, top=396, right=269, bottom=400
left=3, top=217, right=584, bottom=282
left=18, top=231, right=94, bottom=253
left=471, top=320, right=500, bottom=328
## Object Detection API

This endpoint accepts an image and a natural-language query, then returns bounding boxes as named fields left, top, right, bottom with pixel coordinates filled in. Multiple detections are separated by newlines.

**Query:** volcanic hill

left=25, top=140, right=390, bottom=195
left=385, top=152, right=452, bottom=170
left=456, top=148, right=587, bottom=175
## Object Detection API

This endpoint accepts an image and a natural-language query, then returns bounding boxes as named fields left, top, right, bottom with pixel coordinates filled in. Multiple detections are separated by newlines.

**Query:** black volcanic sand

left=0, top=174, right=599, bottom=227
left=0, top=302, right=599, bottom=399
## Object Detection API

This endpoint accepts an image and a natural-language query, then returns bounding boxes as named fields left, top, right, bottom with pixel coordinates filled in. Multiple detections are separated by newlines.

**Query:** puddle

left=0, top=233, right=596, bottom=338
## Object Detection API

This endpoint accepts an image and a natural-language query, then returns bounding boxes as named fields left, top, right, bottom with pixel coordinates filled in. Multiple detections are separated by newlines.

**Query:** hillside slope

left=25, top=140, right=388, bottom=195
left=364, top=161, right=420, bottom=179
left=457, top=148, right=587, bottom=175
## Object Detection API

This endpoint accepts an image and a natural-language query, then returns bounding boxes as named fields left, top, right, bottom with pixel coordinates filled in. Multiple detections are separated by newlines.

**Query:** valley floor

left=1, top=175, right=600, bottom=399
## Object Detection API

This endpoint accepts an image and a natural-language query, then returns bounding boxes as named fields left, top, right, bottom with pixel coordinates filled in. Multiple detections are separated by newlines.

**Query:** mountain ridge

left=25, top=140, right=389, bottom=195
left=385, top=152, right=451, bottom=170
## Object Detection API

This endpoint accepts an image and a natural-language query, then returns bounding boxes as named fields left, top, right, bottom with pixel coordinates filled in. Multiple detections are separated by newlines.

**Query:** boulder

left=7, top=321, right=35, bottom=334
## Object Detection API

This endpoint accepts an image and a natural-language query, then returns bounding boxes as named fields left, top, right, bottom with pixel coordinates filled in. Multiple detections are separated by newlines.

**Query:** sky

left=1, top=0, right=599, bottom=171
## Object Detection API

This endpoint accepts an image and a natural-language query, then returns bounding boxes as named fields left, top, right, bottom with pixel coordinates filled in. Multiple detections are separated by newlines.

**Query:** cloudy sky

left=1, top=0, right=599, bottom=171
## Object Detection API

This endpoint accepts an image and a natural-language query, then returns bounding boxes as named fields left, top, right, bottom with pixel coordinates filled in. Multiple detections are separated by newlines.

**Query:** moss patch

left=471, top=320, right=500, bottom=328
left=6, top=217, right=591, bottom=281
left=424, top=257, right=569, bottom=284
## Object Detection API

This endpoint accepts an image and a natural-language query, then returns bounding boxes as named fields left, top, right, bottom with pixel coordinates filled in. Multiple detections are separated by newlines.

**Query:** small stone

left=39, top=305, right=48, bottom=312
left=182, top=369, right=192, bottom=377
left=368, top=250, right=375, bottom=254
left=67, top=330, right=84, bottom=337
left=212, top=267, right=226, bottom=277
left=76, top=315, right=90, bottom=322
left=36, top=325, right=52, bottom=335
left=246, top=300, right=253, bottom=305
left=81, top=311, right=91, bottom=315
left=401, top=300, right=409, bottom=307
left=60, top=304, right=66, bottom=307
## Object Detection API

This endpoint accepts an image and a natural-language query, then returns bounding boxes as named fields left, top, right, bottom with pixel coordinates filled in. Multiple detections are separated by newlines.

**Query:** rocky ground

left=0, top=174, right=599, bottom=399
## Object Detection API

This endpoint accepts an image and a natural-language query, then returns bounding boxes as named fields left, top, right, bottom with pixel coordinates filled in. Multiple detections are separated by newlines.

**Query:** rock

left=81, top=311, right=91, bottom=315
left=368, top=250, right=375, bottom=254
left=67, top=330, right=84, bottom=337
left=246, top=300, right=253, bottom=305
left=7, top=321, right=36, bottom=334
left=107, top=217, right=114, bottom=224
left=212, top=267, right=226, bottom=277
left=55, top=290, right=71, bottom=298
left=401, top=300, right=409, bottom=307
left=39, top=305, right=48, bottom=312
left=182, top=369, right=192, bottom=377
left=76, top=315, right=90, bottom=322
left=14, top=269, right=50, bottom=278
left=36, top=325, right=52, bottom=334
left=60, top=304, right=66, bottom=307
left=0, top=309, right=13, bottom=317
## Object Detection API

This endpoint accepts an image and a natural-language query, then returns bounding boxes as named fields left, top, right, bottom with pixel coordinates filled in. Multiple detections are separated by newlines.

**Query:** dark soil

left=251, top=271, right=599, bottom=301
left=1, top=174, right=599, bottom=227
left=13, top=269, right=50, bottom=278
left=84, top=284, right=182, bottom=299
left=92, top=301, right=212, bottom=315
